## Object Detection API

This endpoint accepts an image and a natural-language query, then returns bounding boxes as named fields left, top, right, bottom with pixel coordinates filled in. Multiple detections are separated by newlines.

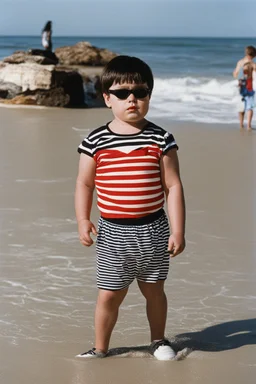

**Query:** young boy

left=233, top=45, right=256, bottom=130
left=75, top=56, right=186, bottom=361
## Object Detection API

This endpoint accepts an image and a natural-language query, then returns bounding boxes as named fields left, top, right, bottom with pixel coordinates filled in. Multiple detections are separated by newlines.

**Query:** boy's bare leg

left=138, top=280, right=167, bottom=341
left=94, top=287, right=128, bottom=353
left=239, top=112, right=245, bottom=129
left=247, top=109, right=253, bottom=130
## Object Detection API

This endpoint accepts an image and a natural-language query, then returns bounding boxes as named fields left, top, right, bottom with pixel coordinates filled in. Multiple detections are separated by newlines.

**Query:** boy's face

left=103, top=82, right=150, bottom=123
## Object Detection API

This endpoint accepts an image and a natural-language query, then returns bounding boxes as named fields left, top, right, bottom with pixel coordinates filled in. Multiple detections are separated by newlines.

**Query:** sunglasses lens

left=133, top=89, right=149, bottom=98
left=109, top=88, right=150, bottom=99
left=114, top=90, right=130, bottom=99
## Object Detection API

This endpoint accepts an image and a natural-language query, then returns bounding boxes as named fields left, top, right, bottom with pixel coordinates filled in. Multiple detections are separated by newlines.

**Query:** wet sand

left=0, top=106, right=256, bottom=384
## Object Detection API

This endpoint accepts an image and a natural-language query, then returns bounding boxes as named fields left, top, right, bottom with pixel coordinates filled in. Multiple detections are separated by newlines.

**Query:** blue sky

left=1, top=0, right=256, bottom=37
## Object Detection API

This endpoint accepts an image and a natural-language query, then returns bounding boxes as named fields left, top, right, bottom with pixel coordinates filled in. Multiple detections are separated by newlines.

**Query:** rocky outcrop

left=0, top=63, right=54, bottom=91
left=0, top=41, right=117, bottom=108
left=55, top=41, right=117, bottom=66
left=0, top=62, right=85, bottom=107
left=3, top=49, right=59, bottom=65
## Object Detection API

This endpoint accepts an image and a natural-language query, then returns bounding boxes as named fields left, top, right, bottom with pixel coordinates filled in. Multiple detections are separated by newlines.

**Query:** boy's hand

left=78, top=219, right=98, bottom=247
left=168, top=233, right=185, bottom=257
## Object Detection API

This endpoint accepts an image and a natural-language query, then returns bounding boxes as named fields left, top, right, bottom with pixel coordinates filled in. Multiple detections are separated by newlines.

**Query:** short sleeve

left=77, top=136, right=94, bottom=157
left=163, top=131, right=179, bottom=155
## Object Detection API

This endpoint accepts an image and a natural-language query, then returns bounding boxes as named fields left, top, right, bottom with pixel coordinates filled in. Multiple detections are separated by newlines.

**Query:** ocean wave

left=149, top=76, right=245, bottom=124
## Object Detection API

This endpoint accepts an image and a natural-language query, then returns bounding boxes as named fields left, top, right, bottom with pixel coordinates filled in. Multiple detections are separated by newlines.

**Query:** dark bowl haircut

left=101, top=55, right=154, bottom=94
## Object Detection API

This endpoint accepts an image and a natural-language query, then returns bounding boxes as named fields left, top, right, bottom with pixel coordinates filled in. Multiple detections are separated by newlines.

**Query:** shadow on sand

left=172, top=317, right=256, bottom=352
left=106, top=318, right=256, bottom=358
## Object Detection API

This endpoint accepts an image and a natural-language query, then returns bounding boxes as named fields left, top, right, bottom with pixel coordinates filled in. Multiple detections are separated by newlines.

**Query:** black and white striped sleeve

left=162, top=131, right=178, bottom=155
left=77, top=136, right=94, bottom=157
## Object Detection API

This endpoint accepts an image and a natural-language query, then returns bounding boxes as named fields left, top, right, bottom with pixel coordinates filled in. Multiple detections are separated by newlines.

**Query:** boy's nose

left=127, top=92, right=136, bottom=101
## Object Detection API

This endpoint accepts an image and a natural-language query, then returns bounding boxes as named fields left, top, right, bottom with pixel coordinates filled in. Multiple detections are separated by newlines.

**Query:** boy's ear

left=103, top=93, right=112, bottom=108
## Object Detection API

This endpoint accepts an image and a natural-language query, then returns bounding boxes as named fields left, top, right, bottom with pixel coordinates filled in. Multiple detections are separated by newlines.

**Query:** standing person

left=41, top=21, right=52, bottom=51
left=233, top=45, right=256, bottom=130
left=75, top=56, right=186, bottom=361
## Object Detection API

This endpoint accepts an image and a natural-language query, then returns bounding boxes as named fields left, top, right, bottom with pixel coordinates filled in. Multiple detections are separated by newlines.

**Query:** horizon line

left=0, top=35, right=255, bottom=39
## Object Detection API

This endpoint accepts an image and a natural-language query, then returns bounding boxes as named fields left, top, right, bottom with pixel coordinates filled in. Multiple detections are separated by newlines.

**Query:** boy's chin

left=126, top=113, right=147, bottom=121
left=125, top=117, right=146, bottom=124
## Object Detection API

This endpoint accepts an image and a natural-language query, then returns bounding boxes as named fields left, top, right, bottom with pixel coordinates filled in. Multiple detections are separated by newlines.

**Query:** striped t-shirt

left=77, top=121, right=178, bottom=219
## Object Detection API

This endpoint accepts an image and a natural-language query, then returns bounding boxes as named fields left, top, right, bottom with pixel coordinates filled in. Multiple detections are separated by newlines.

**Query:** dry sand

left=0, top=105, right=255, bottom=384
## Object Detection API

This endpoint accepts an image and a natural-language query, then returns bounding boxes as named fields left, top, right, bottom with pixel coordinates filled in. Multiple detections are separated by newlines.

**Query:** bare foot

left=247, top=126, right=252, bottom=131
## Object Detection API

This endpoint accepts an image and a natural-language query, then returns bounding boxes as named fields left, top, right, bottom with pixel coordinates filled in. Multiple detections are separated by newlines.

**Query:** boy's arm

left=160, top=149, right=186, bottom=257
left=75, top=153, right=97, bottom=246
left=233, top=59, right=243, bottom=78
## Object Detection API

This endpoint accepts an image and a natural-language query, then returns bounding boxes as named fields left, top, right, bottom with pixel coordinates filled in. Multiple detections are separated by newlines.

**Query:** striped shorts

left=95, top=211, right=170, bottom=290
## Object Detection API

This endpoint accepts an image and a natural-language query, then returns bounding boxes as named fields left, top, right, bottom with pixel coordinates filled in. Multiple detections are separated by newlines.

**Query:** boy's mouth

left=127, top=106, right=137, bottom=111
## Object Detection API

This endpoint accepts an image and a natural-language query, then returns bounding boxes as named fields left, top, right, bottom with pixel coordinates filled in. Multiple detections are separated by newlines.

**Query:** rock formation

left=0, top=42, right=118, bottom=107
left=55, top=41, right=116, bottom=66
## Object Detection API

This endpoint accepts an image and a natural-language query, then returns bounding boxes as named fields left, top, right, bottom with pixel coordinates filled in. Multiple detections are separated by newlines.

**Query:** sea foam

left=149, top=77, right=242, bottom=124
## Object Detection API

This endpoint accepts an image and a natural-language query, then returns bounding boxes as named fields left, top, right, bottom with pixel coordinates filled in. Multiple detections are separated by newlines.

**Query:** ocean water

left=0, top=35, right=255, bottom=123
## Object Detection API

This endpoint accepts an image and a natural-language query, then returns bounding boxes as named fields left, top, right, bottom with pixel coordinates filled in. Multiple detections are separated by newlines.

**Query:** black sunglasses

left=108, top=88, right=150, bottom=100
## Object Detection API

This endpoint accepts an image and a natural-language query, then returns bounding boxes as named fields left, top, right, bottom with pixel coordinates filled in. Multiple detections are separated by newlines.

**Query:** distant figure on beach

left=75, top=56, right=186, bottom=360
left=233, top=45, right=256, bottom=130
left=41, top=21, right=52, bottom=51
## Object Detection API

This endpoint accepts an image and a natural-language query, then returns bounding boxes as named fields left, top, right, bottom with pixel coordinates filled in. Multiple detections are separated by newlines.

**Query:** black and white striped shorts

left=95, top=210, right=170, bottom=290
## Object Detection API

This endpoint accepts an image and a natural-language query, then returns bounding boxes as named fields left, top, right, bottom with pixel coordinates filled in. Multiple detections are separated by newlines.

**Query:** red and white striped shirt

left=78, top=121, right=178, bottom=219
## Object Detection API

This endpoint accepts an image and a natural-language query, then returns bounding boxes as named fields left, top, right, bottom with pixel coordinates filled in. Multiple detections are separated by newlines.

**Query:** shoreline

left=0, top=102, right=249, bottom=130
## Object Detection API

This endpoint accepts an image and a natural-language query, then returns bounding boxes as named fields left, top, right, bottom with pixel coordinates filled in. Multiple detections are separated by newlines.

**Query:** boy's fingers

left=79, top=231, right=94, bottom=246
left=80, top=238, right=93, bottom=246
left=171, top=243, right=185, bottom=257
left=171, top=247, right=179, bottom=257
left=92, top=227, right=98, bottom=235
left=169, top=247, right=177, bottom=257
left=168, top=242, right=175, bottom=254
left=168, top=248, right=174, bottom=254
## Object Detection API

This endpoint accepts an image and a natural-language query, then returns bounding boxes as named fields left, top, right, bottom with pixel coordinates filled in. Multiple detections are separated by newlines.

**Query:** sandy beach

left=0, top=105, right=256, bottom=384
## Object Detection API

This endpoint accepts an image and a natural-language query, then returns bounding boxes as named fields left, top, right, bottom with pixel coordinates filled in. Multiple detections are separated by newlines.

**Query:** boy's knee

left=98, top=288, right=127, bottom=306
left=138, top=281, right=165, bottom=299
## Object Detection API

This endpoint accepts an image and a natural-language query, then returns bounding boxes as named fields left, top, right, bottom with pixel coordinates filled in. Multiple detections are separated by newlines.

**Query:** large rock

left=55, top=41, right=117, bottom=66
left=0, top=63, right=54, bottom=92
left=0, top=63, right=85, bottom=107
left=53, top=70, right=85, bottom=106
left=33, top=88, right=70, bottom=107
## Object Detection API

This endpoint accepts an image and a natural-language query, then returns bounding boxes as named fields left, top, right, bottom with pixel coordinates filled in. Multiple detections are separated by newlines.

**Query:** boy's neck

left=109, top=118, right=148, bottom=134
